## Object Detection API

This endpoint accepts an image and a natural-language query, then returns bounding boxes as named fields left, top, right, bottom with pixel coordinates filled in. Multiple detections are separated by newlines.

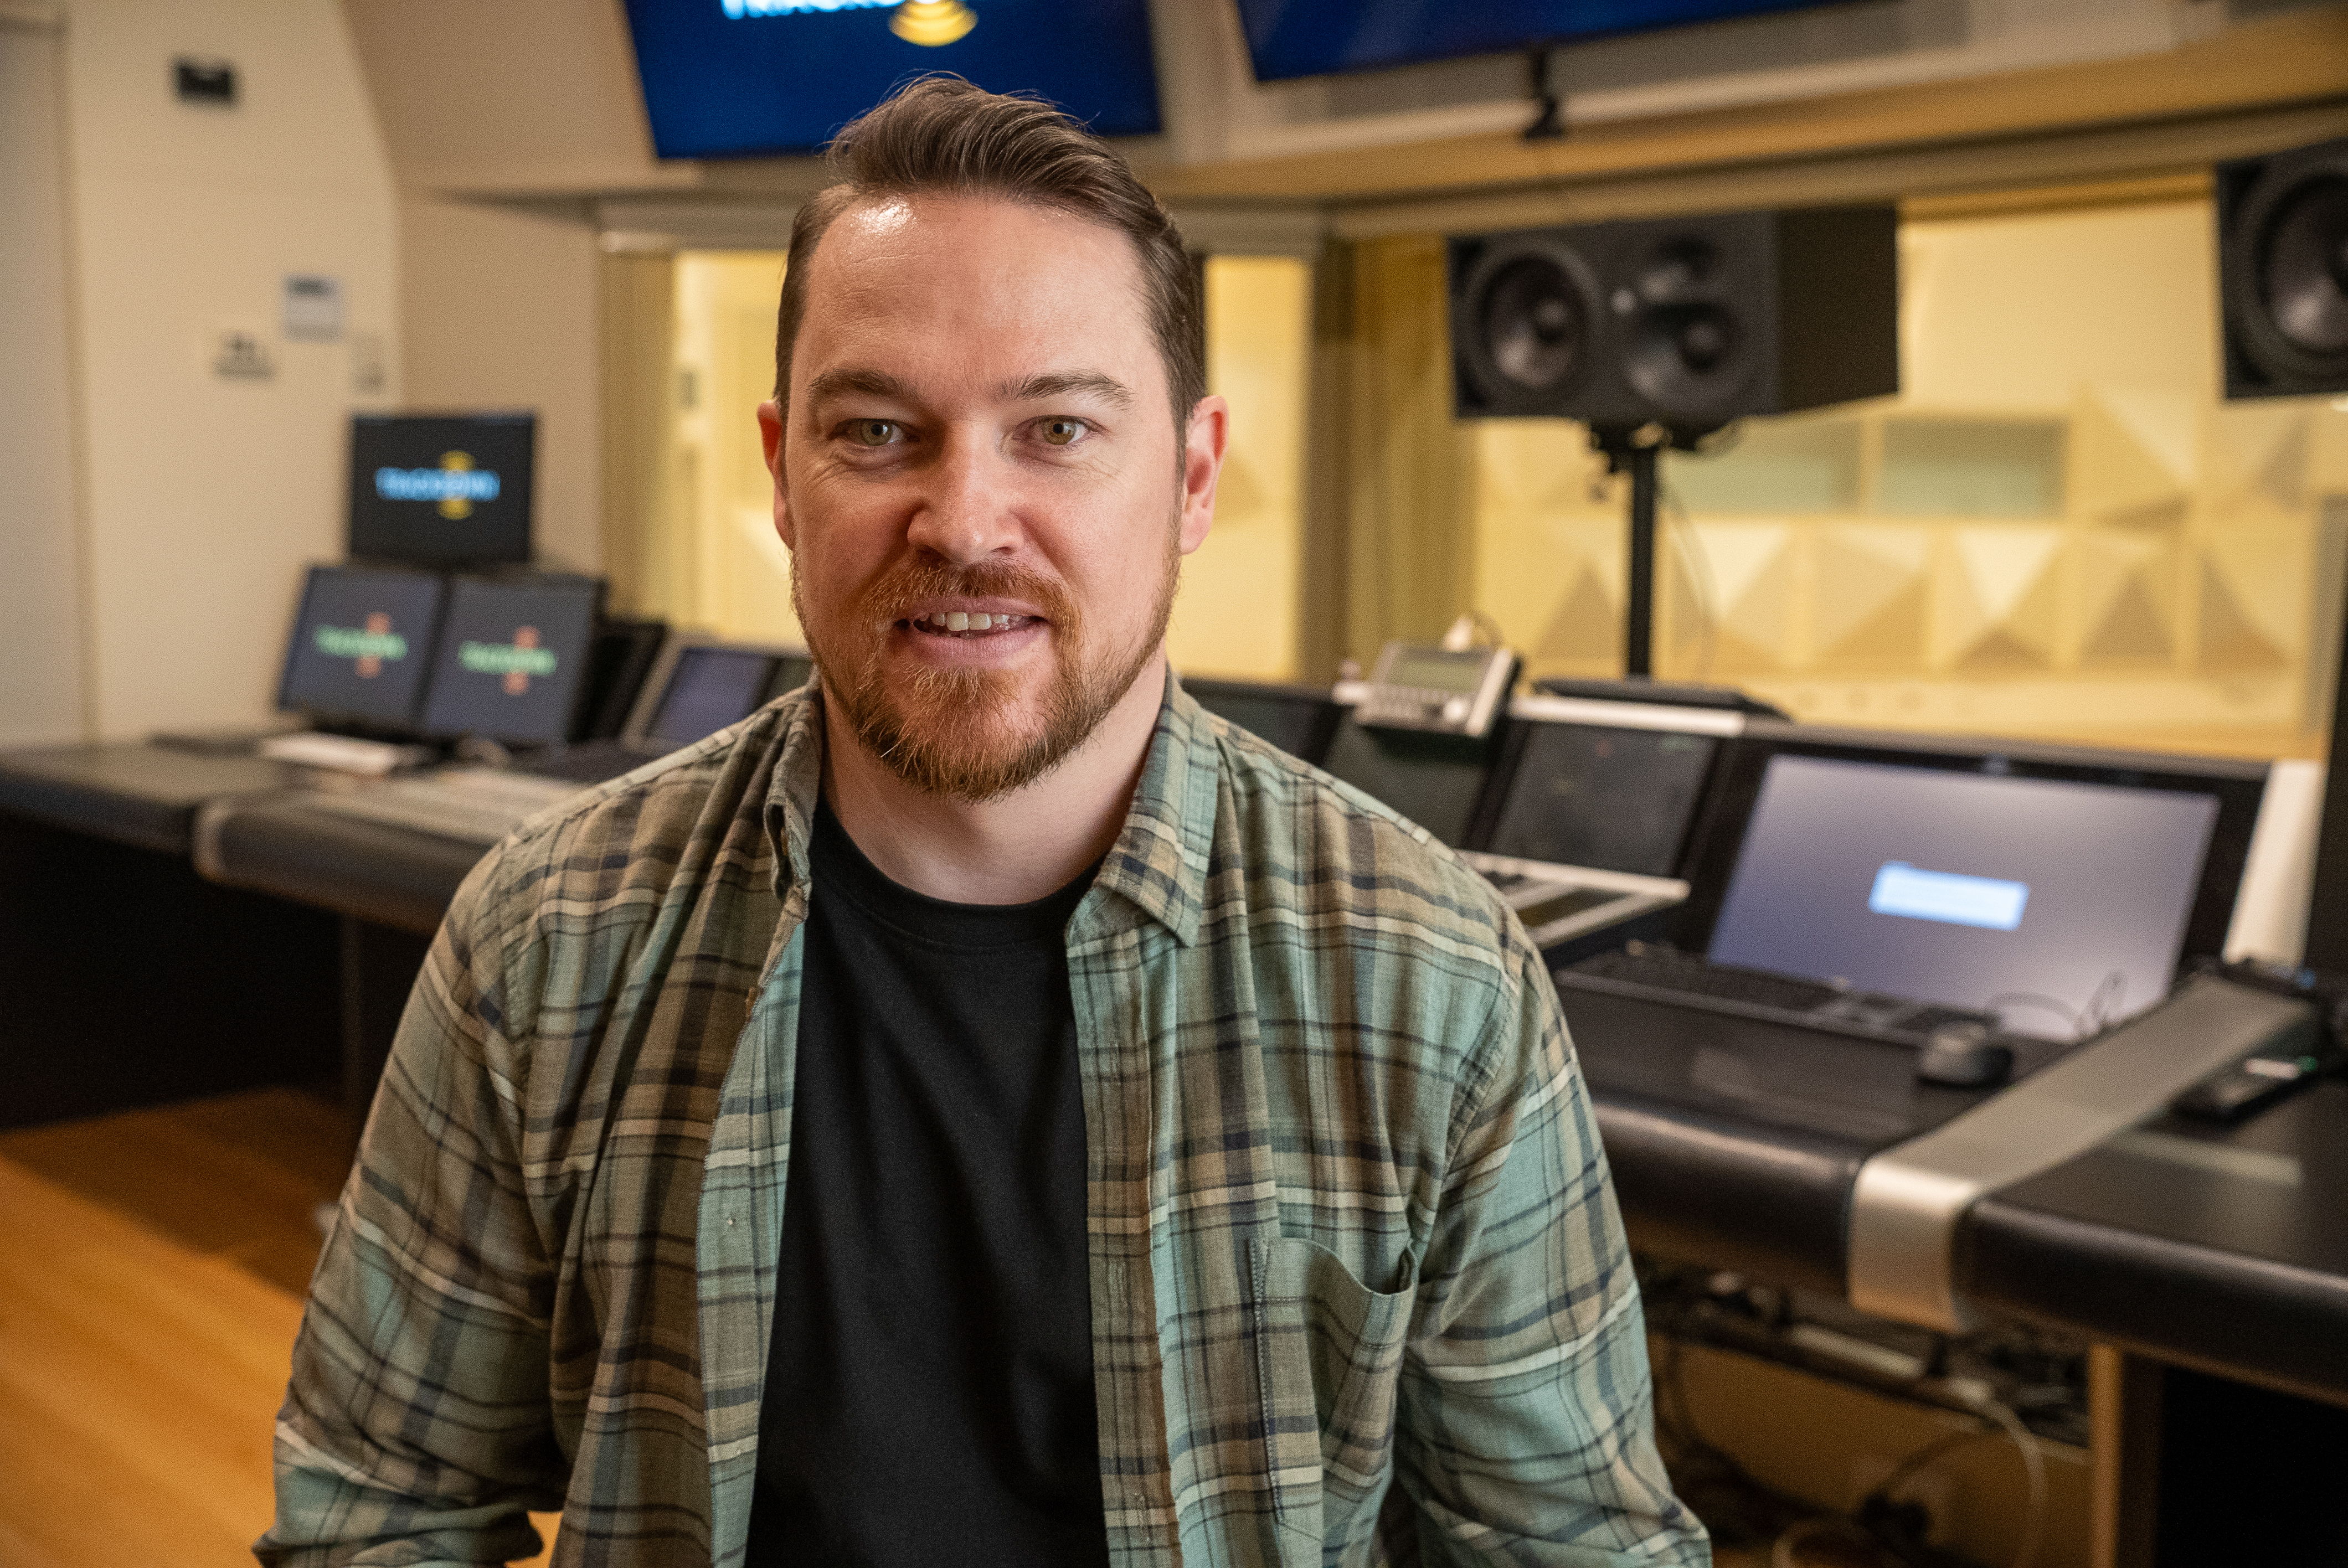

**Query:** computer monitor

left=1320, top=714, right=1497, bottom=847
left=1683, top=728, right=2267, bottom=1036
left=1479, top=711, right=1724, bottom=878
left=276, top=564, right=446, bottom=731
left=348, top=413, right=535, bottom=568
left=1184, top=677, right=1343, bottom=766
left=621, top=0, right=1161, bottom=158
left=419, top=575, right=603, bottom=745
left=1234, top=0, right=1848, bottom=81
left=640, top=646, right=776, bottom=750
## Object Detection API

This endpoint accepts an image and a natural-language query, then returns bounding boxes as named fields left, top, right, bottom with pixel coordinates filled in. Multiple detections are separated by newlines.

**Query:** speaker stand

left=1592, top=424, right=1718, bottom=680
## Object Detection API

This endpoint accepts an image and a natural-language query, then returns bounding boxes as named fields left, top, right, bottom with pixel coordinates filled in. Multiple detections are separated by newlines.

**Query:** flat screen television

left=1235, top=0, right=1857, bottom=81
left=348, top=413, right=534, bottom=568
left=621, top=0, right=1162, bottom=159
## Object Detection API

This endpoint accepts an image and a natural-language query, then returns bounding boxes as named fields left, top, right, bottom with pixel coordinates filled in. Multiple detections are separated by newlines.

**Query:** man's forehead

left=802, top=194, right=1145, bottom=325
left=792, top=192, right=1161, bottom=399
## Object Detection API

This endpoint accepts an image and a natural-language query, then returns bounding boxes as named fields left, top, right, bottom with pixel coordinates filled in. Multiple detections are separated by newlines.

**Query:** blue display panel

left=1236, top=0, right=1852, bottom=81
left=621, top=0, right=1162, bottom=159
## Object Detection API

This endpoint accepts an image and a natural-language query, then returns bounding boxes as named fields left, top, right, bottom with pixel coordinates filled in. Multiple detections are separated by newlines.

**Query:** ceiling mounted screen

left=622, top=0, right=1162, bottom=159
left=1235, top=0, right=1854, bottom=81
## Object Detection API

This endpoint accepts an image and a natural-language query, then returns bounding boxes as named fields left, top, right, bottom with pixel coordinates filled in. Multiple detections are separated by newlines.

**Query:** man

left=262, top=79, right=1707, bottom=1568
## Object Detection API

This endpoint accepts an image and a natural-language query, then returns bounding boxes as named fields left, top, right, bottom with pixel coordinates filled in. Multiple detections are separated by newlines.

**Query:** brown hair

left=773, top=76, right=1202, bottom=438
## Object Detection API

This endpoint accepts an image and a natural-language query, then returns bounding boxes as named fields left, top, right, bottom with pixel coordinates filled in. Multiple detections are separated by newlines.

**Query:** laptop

left=1458, top=693, right=1741, bottom=950
left=1559, top=725, right=2269, bottom=1048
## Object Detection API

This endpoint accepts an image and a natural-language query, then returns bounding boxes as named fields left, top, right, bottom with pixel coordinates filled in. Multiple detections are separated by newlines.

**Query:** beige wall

left=1166, top=255, right=1312, bottom=683
left=60, top=0, right=399, bottom=739
left=398, top=195, right=604, bottom=576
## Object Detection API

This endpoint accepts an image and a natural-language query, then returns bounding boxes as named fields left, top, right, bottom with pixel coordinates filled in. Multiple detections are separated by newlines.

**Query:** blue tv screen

left=621, top=0, right=1162, bottom=159
left=1236, top=0, right=1855, bottom=81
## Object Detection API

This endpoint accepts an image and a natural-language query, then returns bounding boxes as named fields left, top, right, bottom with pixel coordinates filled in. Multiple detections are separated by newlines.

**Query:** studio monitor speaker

left=1448, top=205, right=1899, bottom=432
left=2220, top=136, right=2348, bottom=400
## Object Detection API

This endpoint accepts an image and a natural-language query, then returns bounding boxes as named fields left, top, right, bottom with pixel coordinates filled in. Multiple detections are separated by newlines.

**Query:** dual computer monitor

left=279, top=564, right=600, bottom=747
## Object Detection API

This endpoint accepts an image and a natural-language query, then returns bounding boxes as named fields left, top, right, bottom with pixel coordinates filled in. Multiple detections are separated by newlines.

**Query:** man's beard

left=796, top=541, right=1178, bottom=804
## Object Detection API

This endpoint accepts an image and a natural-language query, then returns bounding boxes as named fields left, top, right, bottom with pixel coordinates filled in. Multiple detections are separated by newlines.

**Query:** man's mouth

left=901, top=610, right=1042, bottom=639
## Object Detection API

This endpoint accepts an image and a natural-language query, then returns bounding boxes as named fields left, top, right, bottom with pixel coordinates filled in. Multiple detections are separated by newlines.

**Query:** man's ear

left=758, top=399, right=795, bottom=550
left=1177, top=394, right=1228, bottom=557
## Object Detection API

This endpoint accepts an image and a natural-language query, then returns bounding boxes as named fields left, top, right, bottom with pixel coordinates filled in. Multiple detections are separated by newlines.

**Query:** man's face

left=761, top=194, right=1219, bottom=803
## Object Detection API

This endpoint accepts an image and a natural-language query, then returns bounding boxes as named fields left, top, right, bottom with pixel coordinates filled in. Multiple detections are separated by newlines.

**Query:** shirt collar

left=761, top=670, right=1219, bottom=947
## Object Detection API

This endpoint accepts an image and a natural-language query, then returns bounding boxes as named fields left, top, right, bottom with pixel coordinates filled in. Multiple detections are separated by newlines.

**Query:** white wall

left=60, top=0, right=399, bottom=739
left=0, top=8, right=89, bottom=746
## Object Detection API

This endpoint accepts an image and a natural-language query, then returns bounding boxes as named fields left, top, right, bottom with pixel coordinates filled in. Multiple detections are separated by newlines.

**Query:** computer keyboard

left=1558, top=942, right=1999, bottom=1049
left=300, top=768, right=589, bottom=846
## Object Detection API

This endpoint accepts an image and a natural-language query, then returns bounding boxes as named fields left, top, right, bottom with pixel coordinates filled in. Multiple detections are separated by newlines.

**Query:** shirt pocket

left=1248, top=1236, right=1415, bottom=1557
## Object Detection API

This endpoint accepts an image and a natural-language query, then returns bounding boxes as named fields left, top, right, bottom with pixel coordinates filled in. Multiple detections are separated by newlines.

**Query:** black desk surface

left=199, top=795, right=483, bottom=936
left=1968, top=1081, right=2348, bottom=1406
left=0, top=741, right=300, bottom=855
left=1559, top=985, right=2005, bottom=1296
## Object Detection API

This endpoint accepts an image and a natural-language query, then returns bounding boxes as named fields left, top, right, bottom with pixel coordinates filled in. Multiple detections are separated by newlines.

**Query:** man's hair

left=773, top=76, right=1203, bottom=437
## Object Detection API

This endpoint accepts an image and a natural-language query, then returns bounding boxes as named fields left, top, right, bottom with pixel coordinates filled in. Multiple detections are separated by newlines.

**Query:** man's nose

left=903, top=430, right=1019, bottom=565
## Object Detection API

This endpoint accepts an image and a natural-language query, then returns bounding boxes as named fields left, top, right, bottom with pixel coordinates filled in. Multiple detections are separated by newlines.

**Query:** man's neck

left=817, top=652, right=1167, bottom=905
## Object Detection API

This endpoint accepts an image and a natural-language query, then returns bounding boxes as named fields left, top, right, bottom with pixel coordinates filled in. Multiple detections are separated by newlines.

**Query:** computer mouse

left=1916, top=1023, right=2014, bottom=1088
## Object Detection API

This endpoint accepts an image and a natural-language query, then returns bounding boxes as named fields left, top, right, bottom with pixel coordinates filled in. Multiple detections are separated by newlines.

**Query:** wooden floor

left=0, top=1089, right=555, bottom=1567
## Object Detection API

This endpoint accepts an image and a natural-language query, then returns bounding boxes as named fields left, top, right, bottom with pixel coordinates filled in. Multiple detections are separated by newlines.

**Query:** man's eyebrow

left=998, top=370, right=1133, bottom=409
left=804, top=367, right=918, bottom=407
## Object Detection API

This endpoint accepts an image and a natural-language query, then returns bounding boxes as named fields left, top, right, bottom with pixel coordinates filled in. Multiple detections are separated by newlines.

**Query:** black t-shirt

left=746, top=800, right=1110, bottom=1567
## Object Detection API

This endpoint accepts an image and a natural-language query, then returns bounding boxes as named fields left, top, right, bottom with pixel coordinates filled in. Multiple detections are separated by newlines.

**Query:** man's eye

left=847, top=419, right=901, bottom=447
left=1037, top=417, right=1087, bottom=447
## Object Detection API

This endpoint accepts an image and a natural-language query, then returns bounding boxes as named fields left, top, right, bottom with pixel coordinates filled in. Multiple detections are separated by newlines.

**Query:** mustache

left=856, top=556, right=1079, bottom=631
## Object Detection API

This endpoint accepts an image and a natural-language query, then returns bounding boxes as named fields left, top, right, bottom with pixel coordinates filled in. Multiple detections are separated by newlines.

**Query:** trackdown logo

left=375, top=451, right=501, bottom=520
left=315, top=612, right=407, bottom=678
left=459, top=627, right=557, bottom=695
left=719, top=0, right=976, bottom=45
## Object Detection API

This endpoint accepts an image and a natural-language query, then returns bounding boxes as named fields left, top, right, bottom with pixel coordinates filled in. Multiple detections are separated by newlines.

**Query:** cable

left=1660, top=479, right=1719, bottom=680
left=1856, top=1395, right=2048, bottom=1568
left=1770, top=1516, right=1857, bottom=1568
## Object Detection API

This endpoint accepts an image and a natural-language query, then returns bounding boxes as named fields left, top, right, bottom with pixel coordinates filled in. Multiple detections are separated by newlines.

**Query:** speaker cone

left=1621, top=236, right=1754, bottom=417
left=2264, top=176, right=2348, bottom=357
left=1455, top=237, right=1603, bottom=414
left=1484, top=257, right=1587, bottom=391
left=2226, top=142, right=2348, bottom=390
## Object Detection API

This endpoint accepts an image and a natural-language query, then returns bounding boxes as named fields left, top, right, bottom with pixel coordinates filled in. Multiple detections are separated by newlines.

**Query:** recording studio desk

left=0, top=741, right=341, bottom=1127
left=0, top=740, right=299, bottom=855
left=1967, top=1081, right=2348, bottom=1407
left=1558, top=986, right=2014, bottom=1298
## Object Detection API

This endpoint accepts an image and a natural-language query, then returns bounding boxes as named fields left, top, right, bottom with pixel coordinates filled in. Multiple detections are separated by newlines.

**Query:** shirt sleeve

left=256, top=849, right=565, bottom=1567
left=1386, top=936, right=1711, bottom=1566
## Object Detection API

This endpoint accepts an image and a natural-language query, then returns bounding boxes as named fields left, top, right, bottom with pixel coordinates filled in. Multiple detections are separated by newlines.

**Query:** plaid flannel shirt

left=261, top=678, right=1707, bottom=1567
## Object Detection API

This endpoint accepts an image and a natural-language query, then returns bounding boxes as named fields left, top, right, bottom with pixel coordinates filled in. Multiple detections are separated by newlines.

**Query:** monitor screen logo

left=717, top=0, right=974, bottom=44
left=459, top=626, right=557, bottom=695
left=375, top=450, right=502, bottom=520
left=313, top=611, right=408, bottom=678
left=1868, top=862, right=2030, bottom=932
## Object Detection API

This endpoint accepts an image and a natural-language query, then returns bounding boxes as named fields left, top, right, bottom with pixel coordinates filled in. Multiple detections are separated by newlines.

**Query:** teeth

left=914, top=611, right=1027, bottom=634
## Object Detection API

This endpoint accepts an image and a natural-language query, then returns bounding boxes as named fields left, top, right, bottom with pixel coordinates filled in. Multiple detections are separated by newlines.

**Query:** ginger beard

left=795, top=526, right=1181, bottom=804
